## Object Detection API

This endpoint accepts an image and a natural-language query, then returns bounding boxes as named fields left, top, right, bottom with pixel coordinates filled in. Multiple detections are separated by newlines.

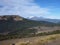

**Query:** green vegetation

left=0, top=15, right=60, bottom=41
left=37, top=30, right=60, bottom=36
left=0, top=30, right=60, bottom=41
left=0, top=15, right=58, bottom=33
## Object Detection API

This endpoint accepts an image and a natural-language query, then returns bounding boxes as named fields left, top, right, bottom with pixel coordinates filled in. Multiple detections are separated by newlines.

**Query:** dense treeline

left=0, top=29, right=37, bottom=41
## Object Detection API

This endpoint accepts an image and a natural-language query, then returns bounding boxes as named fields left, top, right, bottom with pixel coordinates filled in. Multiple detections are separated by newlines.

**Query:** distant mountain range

left=27, top=16, right=60, bottom=23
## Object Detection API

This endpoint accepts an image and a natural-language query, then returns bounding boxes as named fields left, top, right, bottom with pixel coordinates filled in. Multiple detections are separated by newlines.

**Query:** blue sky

left=0, top=0, right=60, bottom=19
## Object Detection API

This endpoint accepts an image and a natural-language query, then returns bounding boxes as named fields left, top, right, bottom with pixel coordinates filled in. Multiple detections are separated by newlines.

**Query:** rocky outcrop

left=0, top=15, right=23, bottom=21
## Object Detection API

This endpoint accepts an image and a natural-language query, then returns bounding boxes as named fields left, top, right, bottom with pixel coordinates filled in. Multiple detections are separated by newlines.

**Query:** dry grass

left=0, top=34, right=60, bottom=45
left=19, top=34, right=60, bottom=45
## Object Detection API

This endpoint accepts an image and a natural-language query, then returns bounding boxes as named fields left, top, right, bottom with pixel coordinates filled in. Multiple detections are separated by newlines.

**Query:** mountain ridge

left=0, top=15, right=57, bottom=33
left=27, top=16, right=60, bottom=23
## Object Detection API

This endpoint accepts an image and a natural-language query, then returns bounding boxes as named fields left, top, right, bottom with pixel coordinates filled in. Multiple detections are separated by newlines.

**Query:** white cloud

left=0, top=0, right=50, bottom=17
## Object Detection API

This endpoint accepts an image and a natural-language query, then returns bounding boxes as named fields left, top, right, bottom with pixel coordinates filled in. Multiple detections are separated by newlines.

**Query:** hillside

left=0, top=15, right=60, bottom=40
left=0, top=15, right=57, bottom=33
left=0, top=34, right=60, bottom=45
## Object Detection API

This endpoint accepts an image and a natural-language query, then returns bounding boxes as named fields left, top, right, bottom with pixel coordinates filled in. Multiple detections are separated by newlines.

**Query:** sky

left=0, top=0, right=60, bottom=19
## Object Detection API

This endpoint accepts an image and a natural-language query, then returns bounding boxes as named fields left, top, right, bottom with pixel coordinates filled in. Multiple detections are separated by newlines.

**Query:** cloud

left=0, top=0, right=50, bottom=17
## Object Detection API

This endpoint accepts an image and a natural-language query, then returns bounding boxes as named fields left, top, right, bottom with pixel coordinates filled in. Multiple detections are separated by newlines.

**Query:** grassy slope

left=19, top=34, right=60, bottom=45
left=0, top=34, right=60, bottom=45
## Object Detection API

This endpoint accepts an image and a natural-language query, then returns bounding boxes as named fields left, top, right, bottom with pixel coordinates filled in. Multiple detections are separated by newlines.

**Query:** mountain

left=0, top=15, right=60, bottom=40
left=28, top=16, right=60, bottom=23
left=0, top=15, right=57, bottom=33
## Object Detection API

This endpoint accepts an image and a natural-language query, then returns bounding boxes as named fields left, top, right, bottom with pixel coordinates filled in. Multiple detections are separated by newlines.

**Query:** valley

left=0, top=15, right=60, bottom=45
